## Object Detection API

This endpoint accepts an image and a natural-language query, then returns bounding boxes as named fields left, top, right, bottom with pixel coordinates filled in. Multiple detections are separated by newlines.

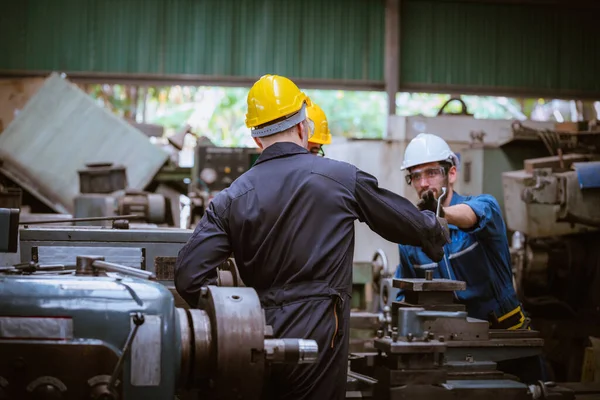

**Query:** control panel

left=194, top=146, right=260, bottom=192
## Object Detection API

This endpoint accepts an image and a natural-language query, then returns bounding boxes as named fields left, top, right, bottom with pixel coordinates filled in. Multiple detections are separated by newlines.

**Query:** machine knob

left=32, top=384, right=64, bottom=400
left=200, top=168, right=217, bottom=184
left=89, top=383, right=118, bottom=400
left=27, top=377, right=67, bottom=400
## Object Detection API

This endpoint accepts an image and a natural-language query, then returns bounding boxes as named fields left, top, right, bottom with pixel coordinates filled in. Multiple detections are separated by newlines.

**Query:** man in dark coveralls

left=175, top=74, right=450, bottom=400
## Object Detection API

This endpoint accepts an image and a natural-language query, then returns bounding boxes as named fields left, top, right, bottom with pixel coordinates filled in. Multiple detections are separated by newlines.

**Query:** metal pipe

left=93, top=260, right=156, bottom=280
left=263, top=339, right=319, bottom=364
left=19, top=214, right=144, bottom=225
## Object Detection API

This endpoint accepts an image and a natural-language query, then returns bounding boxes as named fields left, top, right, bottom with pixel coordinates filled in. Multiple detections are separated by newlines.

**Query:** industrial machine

left=502, top=143, right=600, bottom=382
left=74, top=163, right=173, bottom=227
left=0, top=210, right=319, bottom=400
left=345, top=274, right=600, bottom=399
left=186, top=138, right=260, bottom=228
left=16, top=221, right=193, bottom=309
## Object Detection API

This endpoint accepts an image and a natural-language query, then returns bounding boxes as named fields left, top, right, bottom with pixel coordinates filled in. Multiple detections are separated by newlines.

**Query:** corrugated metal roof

left=1, top=0, right=598, bottom=97
left=0, top=73, right=169, bottom=213
left=0, top=0, right=384, bottom=83
left=400, top=0, right=600, bottom=97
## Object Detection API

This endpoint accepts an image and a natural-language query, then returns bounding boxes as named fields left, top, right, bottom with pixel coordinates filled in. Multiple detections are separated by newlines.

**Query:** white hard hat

left=401, top=133, right=459, bottom=171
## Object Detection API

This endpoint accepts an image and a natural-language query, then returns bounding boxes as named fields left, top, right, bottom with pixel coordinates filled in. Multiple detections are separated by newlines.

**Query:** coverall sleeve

left=353, top=169, right=443, bottom=248
left=175, top=201, right=232, bottom=307
left=394, top=245, right=416, bottom=302
left=461, top=194, right=506, bottom=240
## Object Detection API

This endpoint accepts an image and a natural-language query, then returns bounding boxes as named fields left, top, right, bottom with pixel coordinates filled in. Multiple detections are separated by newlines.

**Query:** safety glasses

left=405, top=166, right=446, bottom=185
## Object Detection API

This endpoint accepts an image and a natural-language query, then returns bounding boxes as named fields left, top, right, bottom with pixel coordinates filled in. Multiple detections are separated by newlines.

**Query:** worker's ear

left=447, top=165, right=457, bottom=185
left=298, top=121, right=309, bottom=147
left=253, top=137, right=264, bottom=150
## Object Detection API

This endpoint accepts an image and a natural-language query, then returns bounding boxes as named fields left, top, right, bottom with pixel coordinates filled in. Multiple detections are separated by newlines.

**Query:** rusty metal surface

left=189, top=308, right=212, bottom=386
left=215, top=258, right=245, bottom=287
left=197, top=286, right=266, bottom=399
left=393, top=278, right=467, bottom=292
left=0, top=73, right=168, bottom=214
left=175, top=308, right=192, bottom=388
left=502, top=169, right=599, bottom=238
left=155, top=256, right=177, bottom=281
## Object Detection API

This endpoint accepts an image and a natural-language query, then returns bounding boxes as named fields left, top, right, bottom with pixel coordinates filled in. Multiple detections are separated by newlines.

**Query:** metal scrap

left=0, top=73, right=169, bottom=214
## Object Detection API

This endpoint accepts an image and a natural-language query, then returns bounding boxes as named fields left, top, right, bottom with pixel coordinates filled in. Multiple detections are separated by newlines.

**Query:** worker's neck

left=258, top=132, right=304, bottom=150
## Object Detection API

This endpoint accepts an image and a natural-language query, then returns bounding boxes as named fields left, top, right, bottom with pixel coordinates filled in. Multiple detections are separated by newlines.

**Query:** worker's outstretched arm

left=446, top=194, right=505, bottom=239
left=175, top=201, right=231, bottom=307
left=354, top=170, right=449, bottom=262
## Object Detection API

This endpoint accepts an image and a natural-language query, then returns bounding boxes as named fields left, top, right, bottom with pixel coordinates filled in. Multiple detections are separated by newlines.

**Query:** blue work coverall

left=395, top=192, right=523, bottom=328
left=394, top=192, right=549, bottom=383
left=175, top=142, right=447, bottom=400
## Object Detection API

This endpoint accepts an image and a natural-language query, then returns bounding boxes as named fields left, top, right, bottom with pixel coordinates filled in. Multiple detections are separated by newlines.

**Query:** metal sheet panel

left=19, top=226, right=192, bottom=273
left=0, top=74, right=169, bottom=213
left=0, top=316, right=74, bottom=340
left=130, top=315, right=162, bottom=386
left=1, top=0, right=599, bottom=96
left=400, top=0, right=600, bottom=98
left=36, top=246, right=143, bottom=268
left=0, top=0, right=384, bottom=86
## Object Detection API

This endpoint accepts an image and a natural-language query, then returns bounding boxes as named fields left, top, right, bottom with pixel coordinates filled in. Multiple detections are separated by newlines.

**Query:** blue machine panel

left=573, top=162, right=600, bottom=189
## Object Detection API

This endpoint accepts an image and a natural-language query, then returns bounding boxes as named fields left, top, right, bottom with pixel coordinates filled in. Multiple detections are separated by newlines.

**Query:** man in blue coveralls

left=175, top=75, right=450, bottom=400
left=395, top=132, right=547, bottom=382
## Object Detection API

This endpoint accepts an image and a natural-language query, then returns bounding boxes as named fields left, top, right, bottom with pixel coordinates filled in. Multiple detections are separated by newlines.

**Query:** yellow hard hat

left=306, top=103, right=331, bottom=145
left=245, top=74, right=312, bottom=138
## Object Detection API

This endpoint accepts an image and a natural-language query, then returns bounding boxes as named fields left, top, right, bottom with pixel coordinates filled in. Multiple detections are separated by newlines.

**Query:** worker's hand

left=417, top=190, right=444, bottom=217
left=420, top=216, right=451, bottom=262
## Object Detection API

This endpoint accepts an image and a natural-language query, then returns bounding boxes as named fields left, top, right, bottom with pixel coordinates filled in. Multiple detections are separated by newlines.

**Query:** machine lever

left=107, top=312, right=145, bottom=393
left=76, top=256, right=156, bottom=280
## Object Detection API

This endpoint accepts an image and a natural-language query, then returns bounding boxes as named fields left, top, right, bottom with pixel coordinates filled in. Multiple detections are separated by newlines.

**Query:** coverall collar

left=449, top=190, right=465, bottom=206
left=254, top=142, right=309, bottom=166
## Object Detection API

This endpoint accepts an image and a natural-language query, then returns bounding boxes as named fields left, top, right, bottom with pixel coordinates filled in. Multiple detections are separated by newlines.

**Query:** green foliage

left=304, top=90, right=386, bottom=139
left=86, top=83, right=597, bottom=147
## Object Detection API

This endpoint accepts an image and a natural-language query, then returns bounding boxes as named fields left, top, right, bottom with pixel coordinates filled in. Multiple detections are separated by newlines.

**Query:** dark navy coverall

left=175, top=142, right=447, bottom=400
